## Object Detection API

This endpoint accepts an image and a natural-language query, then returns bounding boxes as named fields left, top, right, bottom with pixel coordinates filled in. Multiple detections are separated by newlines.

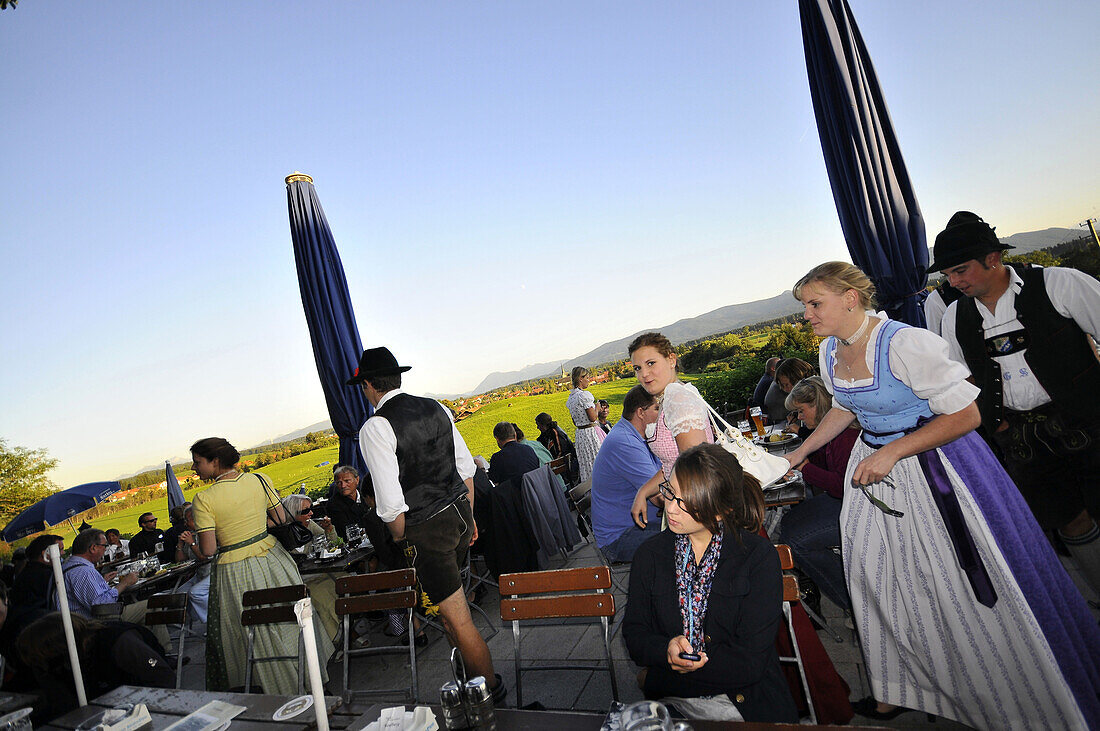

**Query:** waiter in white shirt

left=935, top=211, right=1100, bottom=599
left=348, top=346, right=505, bottom=703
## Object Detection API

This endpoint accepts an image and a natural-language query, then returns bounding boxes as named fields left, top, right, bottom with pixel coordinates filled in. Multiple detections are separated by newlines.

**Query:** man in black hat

left=348, top=346, right=504, bottom=701
left=933, top=211, right=1100, bottom=598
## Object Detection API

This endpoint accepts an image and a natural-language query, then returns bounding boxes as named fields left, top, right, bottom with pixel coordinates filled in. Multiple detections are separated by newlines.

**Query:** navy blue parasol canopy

left=800, top=0, right=928, bottom=326
left=286, top=173, right=371, bottom=477
left=166, top=461, right=186, bottom=511
left=2, top=481, right=121, bottom=542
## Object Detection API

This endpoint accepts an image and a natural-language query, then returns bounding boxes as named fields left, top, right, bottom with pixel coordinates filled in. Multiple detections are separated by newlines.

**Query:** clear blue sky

left=3, top=1, right=1098, bottom=487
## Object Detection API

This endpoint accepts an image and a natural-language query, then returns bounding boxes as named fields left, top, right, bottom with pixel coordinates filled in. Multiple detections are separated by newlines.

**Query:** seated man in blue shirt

left=57, top=529, right=168, bottom=646
left=591, top=385, right=663, bottom=562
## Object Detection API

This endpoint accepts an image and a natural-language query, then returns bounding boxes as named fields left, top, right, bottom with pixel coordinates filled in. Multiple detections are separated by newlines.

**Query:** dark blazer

left=488, top=441, right=540, bottom=488
left=623, top=528, right=797, bottom=723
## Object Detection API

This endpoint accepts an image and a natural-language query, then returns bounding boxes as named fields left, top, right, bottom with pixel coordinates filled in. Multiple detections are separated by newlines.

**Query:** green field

left=56, top=445, right=341, bottom=545
left=52, top=377, right=671, bottom=546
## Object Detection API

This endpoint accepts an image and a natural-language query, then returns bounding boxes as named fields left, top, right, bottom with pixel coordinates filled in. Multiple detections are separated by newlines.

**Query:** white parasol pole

left=47, top=543, right=88, bottom=706
left=293, top=597, right=329, bottom=731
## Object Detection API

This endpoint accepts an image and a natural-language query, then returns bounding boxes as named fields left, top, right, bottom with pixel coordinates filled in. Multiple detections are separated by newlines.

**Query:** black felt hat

left=928, top=211, right=1012, bottom=272
left=346, top=347, right=412, bottom=385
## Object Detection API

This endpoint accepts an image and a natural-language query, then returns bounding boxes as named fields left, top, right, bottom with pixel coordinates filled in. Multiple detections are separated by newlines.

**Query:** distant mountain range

left=468, top=291, right=802, bottom=394
left=470, top=226, right=1090, bottom=396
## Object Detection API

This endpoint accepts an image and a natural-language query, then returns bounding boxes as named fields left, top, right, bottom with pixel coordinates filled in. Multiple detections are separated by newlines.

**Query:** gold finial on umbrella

left=285, top=172, right=314, bottom=184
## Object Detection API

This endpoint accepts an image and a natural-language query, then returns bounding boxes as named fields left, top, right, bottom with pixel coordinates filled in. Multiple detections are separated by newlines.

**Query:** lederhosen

left=953, top=266, right=1100, bottom=529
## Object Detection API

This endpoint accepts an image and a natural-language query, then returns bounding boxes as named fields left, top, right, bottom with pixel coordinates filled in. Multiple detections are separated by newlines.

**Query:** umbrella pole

left=47, top=543, right=88, bottom=707
left=293, top=598, right=329, bottom=731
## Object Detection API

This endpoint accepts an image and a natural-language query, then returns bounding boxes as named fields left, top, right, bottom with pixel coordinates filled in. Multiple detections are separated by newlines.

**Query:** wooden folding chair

left=777, top=544, right=816, bottom=724
left=240, top=584, right=308, bottom=694
left=334, top=569, right=418, bottom=702
left=499, top=566, right=618, bottom=708
left=145, top=593, right=192, bottom=688
left=548, top=455, right=574, bottom=489
left=567, top=479, right=594, bottom=544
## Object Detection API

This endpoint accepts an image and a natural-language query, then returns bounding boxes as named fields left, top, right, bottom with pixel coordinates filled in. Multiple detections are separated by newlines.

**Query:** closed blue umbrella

left=3, top=481, right=121, bottom=541
left=166, top=461, right=186, bottom=511
left=286, top=173, right=371, bottom=476
left=800, top=0, right=928, bottom=326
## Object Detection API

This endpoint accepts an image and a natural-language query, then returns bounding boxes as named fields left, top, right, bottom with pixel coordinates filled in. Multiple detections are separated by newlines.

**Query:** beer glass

left=749, top=406, right=766, bottom=438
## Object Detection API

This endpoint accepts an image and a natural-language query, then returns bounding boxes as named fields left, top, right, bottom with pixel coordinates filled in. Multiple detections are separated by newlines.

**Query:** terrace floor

left=174, top=540, right=1098, bottom=730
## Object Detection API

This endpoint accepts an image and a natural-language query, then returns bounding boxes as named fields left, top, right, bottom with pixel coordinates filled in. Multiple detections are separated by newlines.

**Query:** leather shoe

left=490, top=673, right=507, bottom=704
left=852, top=696, right=909, bottom=720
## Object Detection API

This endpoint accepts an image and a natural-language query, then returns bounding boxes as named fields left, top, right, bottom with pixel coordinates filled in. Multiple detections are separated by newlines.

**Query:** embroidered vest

left=953, top=266, right=1100, bottom=431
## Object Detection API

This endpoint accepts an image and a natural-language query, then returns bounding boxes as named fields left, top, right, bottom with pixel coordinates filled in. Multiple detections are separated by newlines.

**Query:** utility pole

left=1080, top=218, right=1100, bottom=249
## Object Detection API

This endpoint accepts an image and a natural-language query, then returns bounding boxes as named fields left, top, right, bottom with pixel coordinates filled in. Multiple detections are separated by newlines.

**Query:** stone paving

left=176, top=539, right=1098, bottom=730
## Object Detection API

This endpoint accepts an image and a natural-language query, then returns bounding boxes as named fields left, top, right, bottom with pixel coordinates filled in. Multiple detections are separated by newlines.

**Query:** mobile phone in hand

left=678, top=651, right=701, bottom=662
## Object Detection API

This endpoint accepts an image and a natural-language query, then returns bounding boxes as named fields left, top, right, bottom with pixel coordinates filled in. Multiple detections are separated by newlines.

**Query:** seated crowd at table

left=2, top=221, right=1099, bottom=729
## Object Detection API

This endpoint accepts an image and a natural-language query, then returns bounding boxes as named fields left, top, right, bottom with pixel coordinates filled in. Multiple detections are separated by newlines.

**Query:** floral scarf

left=675, top=530, right=723, bottom=652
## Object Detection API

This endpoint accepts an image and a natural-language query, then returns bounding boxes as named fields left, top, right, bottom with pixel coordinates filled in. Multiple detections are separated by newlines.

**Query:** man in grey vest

left=933, top=211, right=1100, bottom=599
left=349, top=347, right=504, bottom=701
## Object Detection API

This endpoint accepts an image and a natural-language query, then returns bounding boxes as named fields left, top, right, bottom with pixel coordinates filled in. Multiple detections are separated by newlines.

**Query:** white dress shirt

left=941, top=266, right=1100, bottom=411
left=358, top=388, right=476, bottom=524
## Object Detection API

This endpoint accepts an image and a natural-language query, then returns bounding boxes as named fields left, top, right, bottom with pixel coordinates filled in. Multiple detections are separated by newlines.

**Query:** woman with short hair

left=775, top=376, right=857, bottom=613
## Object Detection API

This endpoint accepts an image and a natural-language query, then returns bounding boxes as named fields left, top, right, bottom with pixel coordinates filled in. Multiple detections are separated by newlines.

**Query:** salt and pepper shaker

left=439, top=680, right=469, bottom=730
left=463, top=676, right=497, bottom=730
left=439, top=647, right=497, bottom=729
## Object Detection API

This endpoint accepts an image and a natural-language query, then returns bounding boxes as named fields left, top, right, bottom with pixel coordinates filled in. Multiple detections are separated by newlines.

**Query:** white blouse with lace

left=659, top=381, right=711, bottom=436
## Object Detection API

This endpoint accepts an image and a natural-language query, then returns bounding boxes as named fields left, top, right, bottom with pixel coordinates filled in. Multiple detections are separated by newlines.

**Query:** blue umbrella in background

left=166, top=461, right=186, bottom=511
left=2, top=481, right=121, bottom=542
left=800, top=0, right=928, bottom=326
left=286, top=173, right=371, bottom=477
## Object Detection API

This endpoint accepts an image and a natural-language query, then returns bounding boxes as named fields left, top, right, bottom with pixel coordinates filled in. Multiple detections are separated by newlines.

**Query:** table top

left=41, top=685, right=342, bottom=731
left=297, top=545, right=374, bottom=575
left=119, top=560, right=199, bottom=602
left=0, top=691, right=38, bottom=715
left=345, top=704, right=875, bottom=730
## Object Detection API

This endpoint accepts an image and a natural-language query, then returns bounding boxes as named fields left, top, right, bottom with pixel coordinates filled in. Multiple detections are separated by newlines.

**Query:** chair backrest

left=334, top=569, right=417, bottom=616
left=145, top=592, right=188, bottom=626
left=241, top=584, right=309, bottom=626
left=499, top=566, right=618, bottom=707
left=776, top=544, right=800, bottom=603
left=499, top=566, right=615, bottom=620
left=548, top=455, right=571, bottom=479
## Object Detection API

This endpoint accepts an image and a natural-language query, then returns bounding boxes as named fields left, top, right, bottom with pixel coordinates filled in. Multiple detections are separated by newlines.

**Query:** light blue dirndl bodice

left=826, top=319, right=933, bottom=446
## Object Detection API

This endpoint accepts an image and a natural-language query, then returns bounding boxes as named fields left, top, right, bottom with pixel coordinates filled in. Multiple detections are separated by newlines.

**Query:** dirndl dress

left=825, top=319, right=1100, bottom=730
left=207, top=532, right=335, bottom=694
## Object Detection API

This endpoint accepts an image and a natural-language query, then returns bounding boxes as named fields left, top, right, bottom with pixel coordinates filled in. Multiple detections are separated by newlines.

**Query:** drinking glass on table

left=749, top=406, right=766, bottom=438
left=737, top=419, right=754, bottom=439
left=621, top=700, right=672, bottom=731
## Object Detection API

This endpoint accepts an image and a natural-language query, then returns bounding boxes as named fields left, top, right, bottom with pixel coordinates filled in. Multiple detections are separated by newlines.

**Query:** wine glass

left=620, top=700, right=672, bottom=731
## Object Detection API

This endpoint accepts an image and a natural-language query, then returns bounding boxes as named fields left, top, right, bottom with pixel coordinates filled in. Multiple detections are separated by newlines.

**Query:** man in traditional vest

left=348, top=346, right=504, bottom=701
left=934, top=211, right=1100, bottom=599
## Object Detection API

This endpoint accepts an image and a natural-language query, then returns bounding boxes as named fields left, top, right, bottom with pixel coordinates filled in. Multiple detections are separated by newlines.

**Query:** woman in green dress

left=191, top=437, right=334, bottom=693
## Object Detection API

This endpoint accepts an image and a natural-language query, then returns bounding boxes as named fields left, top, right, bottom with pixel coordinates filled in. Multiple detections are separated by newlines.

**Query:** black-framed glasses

left=299, top=508, right=313, bottom=516
left=95, top=542, right=108, bottom=548
left=657, top=480, right=688, bottom=512
left=141, top=518, right=157, bottom=524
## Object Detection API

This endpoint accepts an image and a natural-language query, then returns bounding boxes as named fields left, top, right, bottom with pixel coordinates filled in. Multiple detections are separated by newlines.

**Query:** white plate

left=753, top=433, right=797, bottom=446
left=273, top=696, right=313, bottom=721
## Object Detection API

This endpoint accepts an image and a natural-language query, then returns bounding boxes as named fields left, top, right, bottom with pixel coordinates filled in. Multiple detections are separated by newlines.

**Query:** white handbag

left=705, top=404, right=791, bottom=488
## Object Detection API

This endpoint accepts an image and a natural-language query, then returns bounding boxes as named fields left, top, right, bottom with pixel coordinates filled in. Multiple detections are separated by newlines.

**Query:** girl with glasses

left=623, top=444, right=797, bottom=723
